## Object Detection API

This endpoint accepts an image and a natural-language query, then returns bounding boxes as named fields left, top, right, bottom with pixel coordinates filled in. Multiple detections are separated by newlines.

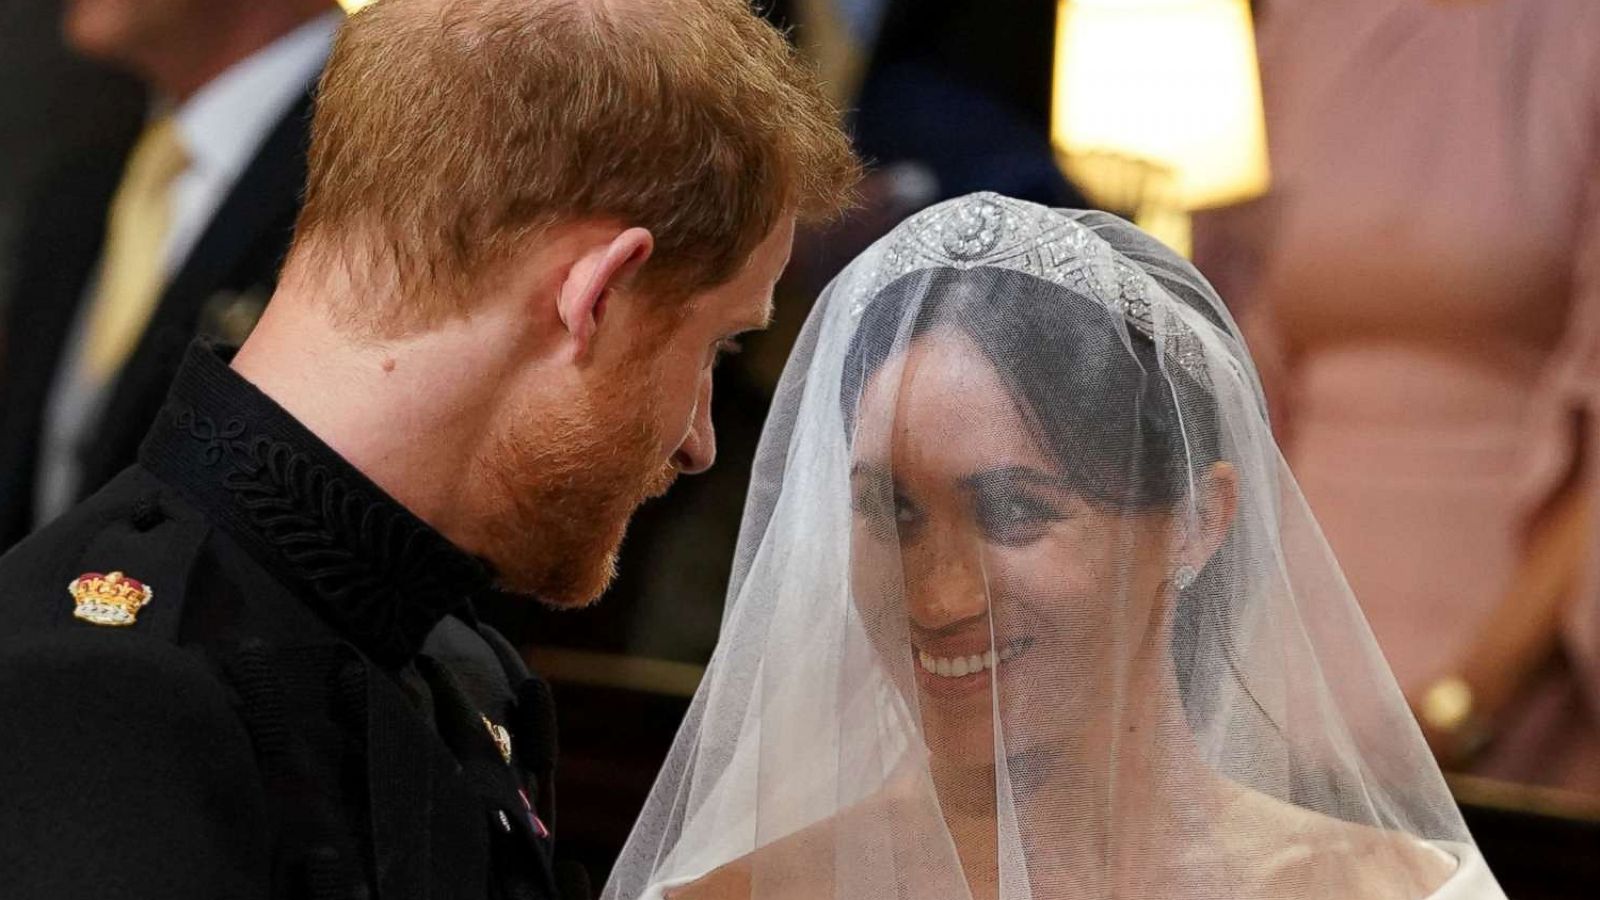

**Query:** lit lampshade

left=1052, top=0, right=1269, bottom=252
left=337, top=0, right=377, bottom=13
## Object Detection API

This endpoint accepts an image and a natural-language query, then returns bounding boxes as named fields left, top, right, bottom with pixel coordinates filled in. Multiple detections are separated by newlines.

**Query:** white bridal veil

left=602, top=194, right=1505, bottom=900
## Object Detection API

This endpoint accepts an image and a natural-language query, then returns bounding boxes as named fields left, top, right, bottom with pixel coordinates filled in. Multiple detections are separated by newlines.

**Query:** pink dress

left=1199, top=0, right=1600, bottom=792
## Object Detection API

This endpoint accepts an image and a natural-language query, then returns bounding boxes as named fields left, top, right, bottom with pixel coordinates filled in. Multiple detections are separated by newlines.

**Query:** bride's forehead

left=852, top=335, right=1047, bottom=468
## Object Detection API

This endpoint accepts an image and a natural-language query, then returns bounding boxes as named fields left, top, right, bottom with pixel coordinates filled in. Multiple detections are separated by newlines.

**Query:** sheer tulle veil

left=601, top=194, right=1505, bottom=900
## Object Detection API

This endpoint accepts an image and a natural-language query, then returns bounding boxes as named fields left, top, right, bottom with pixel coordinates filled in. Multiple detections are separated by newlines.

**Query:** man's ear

left=556, top=227, right=654, bottom=359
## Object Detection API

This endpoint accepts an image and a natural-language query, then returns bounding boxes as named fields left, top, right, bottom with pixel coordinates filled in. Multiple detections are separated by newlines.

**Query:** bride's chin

left=926, top=750, right=1003, bottom=815
left=921, top=712, right=998, bottom=770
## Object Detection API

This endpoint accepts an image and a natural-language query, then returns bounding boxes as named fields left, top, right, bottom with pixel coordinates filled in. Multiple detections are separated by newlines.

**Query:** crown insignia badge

left=69, top=571, right=154, bottom=627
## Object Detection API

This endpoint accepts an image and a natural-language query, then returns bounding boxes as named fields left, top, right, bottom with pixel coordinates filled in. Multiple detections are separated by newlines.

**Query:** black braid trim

left=139, top=342, right=499, bottom=666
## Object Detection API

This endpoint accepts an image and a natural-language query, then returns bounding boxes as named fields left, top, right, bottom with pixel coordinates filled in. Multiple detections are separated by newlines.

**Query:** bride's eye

left=973, top=489, right=1064, bottom=546
left=895, top=500, right=919, bottom=526
left=851, top=476, right=919, bottom=539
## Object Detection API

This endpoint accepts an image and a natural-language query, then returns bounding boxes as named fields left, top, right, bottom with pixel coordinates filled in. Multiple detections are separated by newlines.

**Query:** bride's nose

left=902, top=527, right=990, bottom=631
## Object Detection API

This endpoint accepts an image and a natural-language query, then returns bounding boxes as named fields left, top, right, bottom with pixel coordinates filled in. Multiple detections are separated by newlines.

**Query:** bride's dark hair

left=840, top=265, right=1224, bottom=513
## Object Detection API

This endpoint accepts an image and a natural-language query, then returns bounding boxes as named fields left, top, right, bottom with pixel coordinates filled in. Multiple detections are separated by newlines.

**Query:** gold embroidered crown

left=69, top=571, right=154, bottom=627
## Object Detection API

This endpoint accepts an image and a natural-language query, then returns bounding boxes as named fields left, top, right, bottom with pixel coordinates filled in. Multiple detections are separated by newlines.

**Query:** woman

left=1193, top=0, right=1600, bottom=788
left=603, top=195, right=1503, bottom=899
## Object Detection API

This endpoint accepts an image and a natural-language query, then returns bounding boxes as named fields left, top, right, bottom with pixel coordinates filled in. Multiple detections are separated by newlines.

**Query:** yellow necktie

left=80, top=117, right=189, bottom=381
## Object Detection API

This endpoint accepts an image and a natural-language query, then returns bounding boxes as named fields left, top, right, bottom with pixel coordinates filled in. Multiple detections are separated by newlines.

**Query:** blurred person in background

left=764, top=0, right=1090, bottom=398
left=0, top=1, right=143, bottom=311
left=0, top=0, right=340, bottom=550
left=774, top=0, right=1088, bottom=300
left=850, top=0, right=1086, bottom=212
left=1195, top=0, right=1600, bottom=795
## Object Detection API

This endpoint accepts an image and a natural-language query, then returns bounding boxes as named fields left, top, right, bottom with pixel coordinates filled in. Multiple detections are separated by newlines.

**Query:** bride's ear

left=1172, top=461, right=1239, bottom=581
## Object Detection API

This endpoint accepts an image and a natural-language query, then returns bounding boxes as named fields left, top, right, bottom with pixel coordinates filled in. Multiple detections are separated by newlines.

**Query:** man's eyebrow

left=737, top=301, right=775, bottom=332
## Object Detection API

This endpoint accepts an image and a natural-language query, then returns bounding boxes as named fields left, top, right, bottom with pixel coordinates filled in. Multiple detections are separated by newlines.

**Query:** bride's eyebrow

left=849, top=462, right=889, bottom=482
left=961, top=466, right=1067, bottom=493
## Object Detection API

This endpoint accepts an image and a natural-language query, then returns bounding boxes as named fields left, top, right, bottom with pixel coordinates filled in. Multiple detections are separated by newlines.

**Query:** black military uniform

left=0, top=342, right=579, bottom=900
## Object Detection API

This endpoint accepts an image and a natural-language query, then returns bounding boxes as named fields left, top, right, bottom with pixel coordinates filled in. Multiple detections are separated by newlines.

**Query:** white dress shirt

left=34, top=11, right=340, bottom=526
left=165, top=11, right=341, bottom=276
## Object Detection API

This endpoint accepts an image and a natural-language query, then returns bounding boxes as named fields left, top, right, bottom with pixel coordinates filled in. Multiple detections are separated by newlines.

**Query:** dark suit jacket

left=0, top=90, right=315, bottom=550
left=0, top=343, right=573, bottom=899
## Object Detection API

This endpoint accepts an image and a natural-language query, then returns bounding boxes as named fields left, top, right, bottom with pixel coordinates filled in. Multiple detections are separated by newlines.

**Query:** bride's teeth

left=918, top=647, right=1013, bottom=679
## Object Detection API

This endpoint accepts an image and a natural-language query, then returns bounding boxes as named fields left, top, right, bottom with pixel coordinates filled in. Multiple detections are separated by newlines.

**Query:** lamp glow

left=1053, top=0, right=1269, bottom=251
left=337, top=0, right=377, bottom=13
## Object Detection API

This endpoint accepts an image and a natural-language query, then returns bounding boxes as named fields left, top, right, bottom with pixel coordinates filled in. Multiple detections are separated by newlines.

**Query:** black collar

left=140, top=342, right=499, bottom=666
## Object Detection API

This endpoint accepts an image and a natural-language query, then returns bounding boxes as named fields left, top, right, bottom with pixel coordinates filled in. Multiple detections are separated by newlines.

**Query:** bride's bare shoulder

left=665, top=783, right=1460, bottom=900
left=661, top=817, right=838, bottom=900
left=663, top=860, right=754, bottom=900
left=661, top=789, right=933, bottom=900
left=1221, top=787, right=1457, bottom=900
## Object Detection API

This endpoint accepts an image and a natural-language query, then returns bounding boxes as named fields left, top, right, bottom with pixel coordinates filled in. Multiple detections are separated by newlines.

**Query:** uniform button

left=130, top=497, right=167, bottom=531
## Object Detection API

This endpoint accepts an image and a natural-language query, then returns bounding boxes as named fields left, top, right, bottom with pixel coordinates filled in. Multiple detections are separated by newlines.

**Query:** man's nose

left=672, top=377, right=716, bottom=475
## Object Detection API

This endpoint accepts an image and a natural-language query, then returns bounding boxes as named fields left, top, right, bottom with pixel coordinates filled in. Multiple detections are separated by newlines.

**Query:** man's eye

left=713, top=338, right=744, bottom=367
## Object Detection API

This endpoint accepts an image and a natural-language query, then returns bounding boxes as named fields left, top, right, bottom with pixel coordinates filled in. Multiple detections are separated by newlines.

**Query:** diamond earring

left=1173, top=564, right=1199, bottom=591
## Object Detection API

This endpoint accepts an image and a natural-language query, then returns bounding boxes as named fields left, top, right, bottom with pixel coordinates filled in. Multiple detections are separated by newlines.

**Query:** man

left=0, top=0, right=340, bottom=549
left=0, top=0, right=857, bottom=897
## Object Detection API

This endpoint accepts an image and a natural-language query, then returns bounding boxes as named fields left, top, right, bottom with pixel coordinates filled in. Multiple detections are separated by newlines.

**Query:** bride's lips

left=910, top=637, right=1034, bottom=699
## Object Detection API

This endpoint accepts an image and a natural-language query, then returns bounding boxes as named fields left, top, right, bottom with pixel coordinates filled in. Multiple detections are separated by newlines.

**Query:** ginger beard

left=472, top=357, right=678, bottom=608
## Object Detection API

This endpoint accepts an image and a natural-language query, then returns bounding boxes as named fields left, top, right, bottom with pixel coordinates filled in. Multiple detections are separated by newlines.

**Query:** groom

left=0, top=0, right=856, bottom=897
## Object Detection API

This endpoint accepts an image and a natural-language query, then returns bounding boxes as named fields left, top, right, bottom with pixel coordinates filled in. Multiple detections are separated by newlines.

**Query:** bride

left=601, top=194, right=1505, bottom=900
